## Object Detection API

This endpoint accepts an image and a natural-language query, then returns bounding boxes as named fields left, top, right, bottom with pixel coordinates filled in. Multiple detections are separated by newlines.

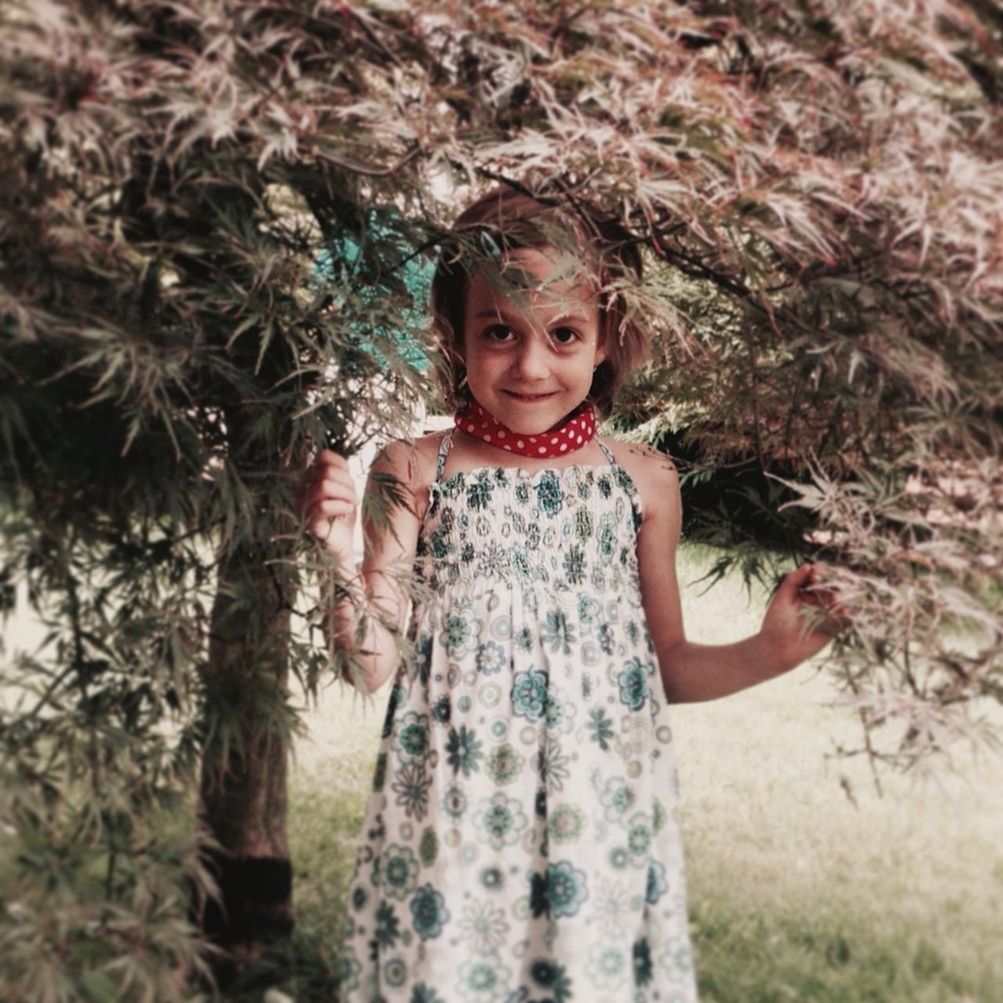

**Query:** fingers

left=303, top=452, right=353, bottom=496
left=303, top=451, right=349, bottom=491
left=312, top=497, right=355, bottom=518
left=313, top=472, right=356, bottom=502
left=770, top=563, right=812, bottom=599
left=774, top=564, right=839, bottom=611
left=299, top=450, right=358, bottom=534
left=303, top=449, right=350, bottom=482
left=304, top=481, right=356, bottom=522
left=791, top=563, right=850, bottom=633
left=792, top=563, right=833, bottom=603
left=315, top=449, right=350, bottom=470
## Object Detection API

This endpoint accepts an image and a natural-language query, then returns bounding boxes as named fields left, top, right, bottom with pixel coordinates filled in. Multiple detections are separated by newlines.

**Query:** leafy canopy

left=1, top=0, right=1001, bottom=998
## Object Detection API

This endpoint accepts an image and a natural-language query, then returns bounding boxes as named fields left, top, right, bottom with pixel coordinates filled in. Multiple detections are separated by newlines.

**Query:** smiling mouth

left=504, top=390, right=556, bottom=401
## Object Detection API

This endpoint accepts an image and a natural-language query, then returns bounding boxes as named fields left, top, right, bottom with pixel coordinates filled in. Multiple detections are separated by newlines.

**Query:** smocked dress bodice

left=418, top=459, right=643, bottom=593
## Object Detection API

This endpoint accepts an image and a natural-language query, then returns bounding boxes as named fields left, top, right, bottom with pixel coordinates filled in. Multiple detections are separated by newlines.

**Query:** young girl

left=302, top=188, right=837, bottom=1002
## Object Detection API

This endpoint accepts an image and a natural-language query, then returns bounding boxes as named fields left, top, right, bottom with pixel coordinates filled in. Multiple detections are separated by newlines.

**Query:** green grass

left=268, top=544, right=1002, bottom=1002
left=667, top=547, right=1003, bottom=1003
left=6, top=547, right=1000, bottom=1001
left=674, top=679, right=1003, bottom=1002
left=289, top=753, right=373, bottom=953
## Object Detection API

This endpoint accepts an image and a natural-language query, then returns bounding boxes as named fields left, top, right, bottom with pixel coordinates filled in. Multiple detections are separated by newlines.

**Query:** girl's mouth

left=504, top=390, right=555, bottom=402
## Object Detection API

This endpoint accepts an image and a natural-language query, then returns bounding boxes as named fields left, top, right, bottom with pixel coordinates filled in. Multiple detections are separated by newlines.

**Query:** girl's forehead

left=466, top=246, right=598, bottom=310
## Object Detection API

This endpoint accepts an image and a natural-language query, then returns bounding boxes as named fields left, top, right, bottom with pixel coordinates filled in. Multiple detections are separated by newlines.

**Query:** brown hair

left=429, top=185, right=648, bottom=418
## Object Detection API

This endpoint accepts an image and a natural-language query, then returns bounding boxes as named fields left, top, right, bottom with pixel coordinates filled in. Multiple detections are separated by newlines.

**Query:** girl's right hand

left=300, top=449, right=358, bottom=565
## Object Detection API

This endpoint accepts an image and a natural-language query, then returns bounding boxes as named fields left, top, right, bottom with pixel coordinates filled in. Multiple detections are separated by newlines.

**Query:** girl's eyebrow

left=472, top=307, right=592, bottom=325
left=548, top=312, right=592, bottom=326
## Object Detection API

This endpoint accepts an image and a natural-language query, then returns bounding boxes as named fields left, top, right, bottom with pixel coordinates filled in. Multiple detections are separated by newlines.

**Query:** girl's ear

left=593, top=329, right=607, bottom=367
left=447, top=343, right=470, bottom=405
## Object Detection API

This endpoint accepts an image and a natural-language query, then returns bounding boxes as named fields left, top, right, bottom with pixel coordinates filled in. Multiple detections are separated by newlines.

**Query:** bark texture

left=196, top=534, right=297, bottom=959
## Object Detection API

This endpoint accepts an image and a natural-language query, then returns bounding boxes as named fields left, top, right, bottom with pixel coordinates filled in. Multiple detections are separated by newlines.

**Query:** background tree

left=1, top=0, right=1000, bottom=998
left=0, top=0, right=436, bottom=991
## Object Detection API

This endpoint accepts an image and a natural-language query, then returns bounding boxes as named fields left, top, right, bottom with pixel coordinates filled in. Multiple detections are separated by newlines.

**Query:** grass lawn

left=278, top=544, right=1003, bottom=1003
left=4, top=545, right=999, bottom=1001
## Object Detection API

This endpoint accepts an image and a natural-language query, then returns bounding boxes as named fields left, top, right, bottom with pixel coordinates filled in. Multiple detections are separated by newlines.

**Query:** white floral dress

left=336, top=432, right=697, bottom=1003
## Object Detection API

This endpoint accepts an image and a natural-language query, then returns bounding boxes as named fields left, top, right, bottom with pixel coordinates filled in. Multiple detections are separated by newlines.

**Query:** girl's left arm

left=618, top=444, right=837, bottom=703
left=304, top=440, right=426, bottom=695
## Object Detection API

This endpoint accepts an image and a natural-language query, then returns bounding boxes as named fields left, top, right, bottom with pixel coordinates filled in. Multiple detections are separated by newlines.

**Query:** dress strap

left=596, top=438, right=617, bottom=467
left=434, top=429, right=454, bottom=483
left=596, top=437, right=645, bottom=527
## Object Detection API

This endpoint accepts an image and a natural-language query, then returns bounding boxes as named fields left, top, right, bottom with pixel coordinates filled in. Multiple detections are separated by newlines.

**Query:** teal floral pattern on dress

left=395, top=711, right=430, bottom=760
left=617, top=657, right=649, bottom=712
left=587, top=707, right=616, bottom=750
left=381, top=844, right=419, bottom=900
left=529, top=859, right=589, bottom=918
left=535, top=471, right=564, bottom=516
left=512, top=669, right=549, bottom=721
left=446, top=725, right=483, bottom=777
left=337, top=438, right=697, bottom=1002
left=410, top=884, right=449, bottom=939
left=485, top=743, right=523, bottom=785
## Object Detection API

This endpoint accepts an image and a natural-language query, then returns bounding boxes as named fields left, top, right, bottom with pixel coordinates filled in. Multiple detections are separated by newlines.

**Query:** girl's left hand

left=760, top=563, right=847, bottom=671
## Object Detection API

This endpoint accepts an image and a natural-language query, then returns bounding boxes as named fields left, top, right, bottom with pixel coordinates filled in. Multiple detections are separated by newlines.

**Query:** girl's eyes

left=481, top=324, right=582, bottom=346
left=483, top=324, right=515, bottom=342
left=550, top=326, right=580, bottom=345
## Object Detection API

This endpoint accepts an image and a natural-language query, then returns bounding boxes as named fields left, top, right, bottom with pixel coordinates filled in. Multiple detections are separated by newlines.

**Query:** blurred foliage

left=1, top=0, right=1001, bottom=997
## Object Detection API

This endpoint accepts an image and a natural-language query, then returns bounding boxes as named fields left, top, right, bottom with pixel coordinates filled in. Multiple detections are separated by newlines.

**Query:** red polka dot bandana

left=454, top=399, right=597, bottom=457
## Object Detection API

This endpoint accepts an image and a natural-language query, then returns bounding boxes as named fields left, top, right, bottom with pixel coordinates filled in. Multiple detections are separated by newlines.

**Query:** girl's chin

left=502, top=419, right=566, bottom=438
left=469, top=390, right=588, bottom=435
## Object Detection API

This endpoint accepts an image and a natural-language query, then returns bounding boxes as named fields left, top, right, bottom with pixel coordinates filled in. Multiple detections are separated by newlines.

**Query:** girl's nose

left=511, top=335, right=550, bottom=381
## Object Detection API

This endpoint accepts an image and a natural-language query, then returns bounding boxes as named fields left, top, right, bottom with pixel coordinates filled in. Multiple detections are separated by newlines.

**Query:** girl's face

left=460, top=247, right=605, bottom=436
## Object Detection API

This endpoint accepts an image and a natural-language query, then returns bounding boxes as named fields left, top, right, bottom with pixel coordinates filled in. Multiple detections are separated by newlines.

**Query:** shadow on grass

left=217, top=931, right=340, bottom=1003
left=221, top=769, right=997, bottom=1003
left=691, top=897, right=981, bottom=1003
left=217, top=761, right=372, bottom=1001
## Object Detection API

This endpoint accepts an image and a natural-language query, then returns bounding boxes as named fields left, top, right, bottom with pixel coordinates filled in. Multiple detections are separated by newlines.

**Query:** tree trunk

left=195, top=533, right=298, bottom=966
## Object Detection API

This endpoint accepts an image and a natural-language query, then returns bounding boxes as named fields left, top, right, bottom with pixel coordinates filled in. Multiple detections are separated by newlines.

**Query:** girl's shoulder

left=373, top=431, right=445, bottom=479
left=601, top=437, right=679, bottom=519
left=601, top=436, right=677, bottom=481
left=369, top=430, right=449, bottom=516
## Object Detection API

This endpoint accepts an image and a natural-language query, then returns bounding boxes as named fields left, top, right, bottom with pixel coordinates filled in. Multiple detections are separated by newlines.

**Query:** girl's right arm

left=302, top=443, right=423, bottom=694
left=617, top=442, right=839, bottom=701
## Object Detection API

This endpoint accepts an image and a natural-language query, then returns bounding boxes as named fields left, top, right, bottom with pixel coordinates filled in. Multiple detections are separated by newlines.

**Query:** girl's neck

left=450, top=426, right=608, bottom=472
left=454, top=398, right=597, bottom=460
